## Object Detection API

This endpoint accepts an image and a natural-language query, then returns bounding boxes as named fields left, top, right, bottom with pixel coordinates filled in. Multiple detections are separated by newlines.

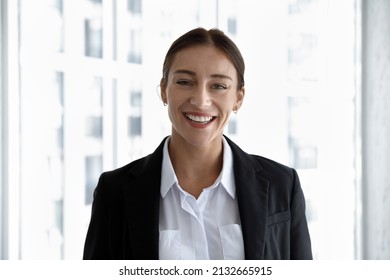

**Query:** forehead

left=170, top=45, right=237, bottom=78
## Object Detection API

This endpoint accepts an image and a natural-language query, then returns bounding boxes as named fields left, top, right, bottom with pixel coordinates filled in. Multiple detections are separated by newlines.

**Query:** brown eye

left=176, top=80, right=193, bottom=86
left=211, top=83, right=227, bottom=90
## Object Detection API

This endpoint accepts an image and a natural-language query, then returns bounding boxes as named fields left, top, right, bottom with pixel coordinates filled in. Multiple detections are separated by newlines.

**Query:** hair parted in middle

left=160, top=27, right=245, bottom=91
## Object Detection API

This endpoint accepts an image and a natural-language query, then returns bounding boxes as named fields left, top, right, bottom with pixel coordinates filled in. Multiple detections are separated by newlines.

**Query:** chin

left=182, top=132, right=222, bottom=148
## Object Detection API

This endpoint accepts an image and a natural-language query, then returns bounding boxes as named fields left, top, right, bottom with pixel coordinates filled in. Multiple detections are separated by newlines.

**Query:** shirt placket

left=181, top=192, right=210, bottom=259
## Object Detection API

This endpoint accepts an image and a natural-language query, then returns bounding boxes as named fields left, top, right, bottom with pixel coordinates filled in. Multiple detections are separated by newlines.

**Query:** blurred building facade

left=1, top=0, right=364, bottom=259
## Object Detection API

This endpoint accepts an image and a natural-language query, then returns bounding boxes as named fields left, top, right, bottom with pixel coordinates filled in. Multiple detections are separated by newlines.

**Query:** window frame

left=0, top=0, right=362, bottom=260
left=1, top=0, right=22, bottom=260
left=0, top=0, right=4, bottom=260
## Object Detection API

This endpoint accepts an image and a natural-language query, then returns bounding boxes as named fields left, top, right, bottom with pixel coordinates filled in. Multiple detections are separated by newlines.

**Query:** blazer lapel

left=122, top=136, right=269, bottom=260
left=122, top=138, right=167, bottom=259
left=225, top=137, right=269, bottom=260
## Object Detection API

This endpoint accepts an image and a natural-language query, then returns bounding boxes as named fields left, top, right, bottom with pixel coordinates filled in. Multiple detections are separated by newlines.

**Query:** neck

left=168, top=133, right=223, bottom=198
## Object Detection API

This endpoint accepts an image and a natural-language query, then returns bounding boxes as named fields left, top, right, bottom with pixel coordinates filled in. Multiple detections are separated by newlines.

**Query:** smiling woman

left=161, top=44, right=244, bottom=155
left=161, top=44, right=243, bottom=198
left=83, top=28, right=313, bottom=260
left=0, top=0, right=363, bottom=261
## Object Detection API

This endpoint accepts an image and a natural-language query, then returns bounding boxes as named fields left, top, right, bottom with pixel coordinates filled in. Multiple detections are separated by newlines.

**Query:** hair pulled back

left=161, top=28, right=245, bottom=90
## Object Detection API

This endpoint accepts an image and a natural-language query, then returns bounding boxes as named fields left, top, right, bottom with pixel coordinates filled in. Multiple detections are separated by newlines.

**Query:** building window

left=5, top=0, right=358, bottom=260
left=128, top=116, right=142, bottom=137
left=85, top=116, right=103, bottom=138
left=128, top=28, right=142, bottom=64
left=49, top=0, right=64, bottom=52
left=228, top=119, right=237, bottom=135
left=130, top=89, right=142, bottom=108
left=85, top=156, right=103, bottom=204
left=228, top=17, right=237, bottom=35
left=288, top=96, right=318, bottom=169
left=84, top=0, right=103, bottom=58
left=128, top=0, right=142, bottom=15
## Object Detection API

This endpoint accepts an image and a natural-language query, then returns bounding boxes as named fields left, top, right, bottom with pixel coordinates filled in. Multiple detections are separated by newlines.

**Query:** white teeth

left=185, top=114, right=214, bottom=124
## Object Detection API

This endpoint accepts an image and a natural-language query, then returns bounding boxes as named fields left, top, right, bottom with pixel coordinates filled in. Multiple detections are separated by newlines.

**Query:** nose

left=189, top=85, right=212, bottom=108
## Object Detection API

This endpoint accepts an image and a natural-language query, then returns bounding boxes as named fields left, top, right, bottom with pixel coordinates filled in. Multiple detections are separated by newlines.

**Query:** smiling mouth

left=184, top=113, right=217, bottom=124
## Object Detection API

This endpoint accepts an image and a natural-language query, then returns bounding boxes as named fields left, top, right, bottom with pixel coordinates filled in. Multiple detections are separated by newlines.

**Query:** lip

left=184, top=111, right=216, bottom=117
left=182, top=112, right=217, bottom=128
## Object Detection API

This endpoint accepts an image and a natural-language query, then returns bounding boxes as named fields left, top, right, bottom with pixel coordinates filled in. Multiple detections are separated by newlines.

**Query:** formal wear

left=83, top=136, right=312, bottom=260
left=159, top=137, right=244, bottom=259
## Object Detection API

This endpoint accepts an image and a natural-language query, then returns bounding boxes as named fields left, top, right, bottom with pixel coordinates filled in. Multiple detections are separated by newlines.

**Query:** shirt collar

left=160, top=137, right=178, bottom=198
left=160, top=136, right=236, bottom=199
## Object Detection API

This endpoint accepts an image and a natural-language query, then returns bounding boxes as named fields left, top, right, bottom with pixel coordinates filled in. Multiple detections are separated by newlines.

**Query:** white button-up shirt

left=159, top=137, right=245, bottom=260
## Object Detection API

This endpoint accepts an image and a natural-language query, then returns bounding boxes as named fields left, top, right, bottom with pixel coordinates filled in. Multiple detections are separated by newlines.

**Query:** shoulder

left=97, top=138, right=167, bottom=190
left=251, top=154, right=297, bottom=182
left=102, top=155, right=151, bottom=181
left=225, top=136, right=299, bottom=204
left=225, top=136, right=296, bottom=180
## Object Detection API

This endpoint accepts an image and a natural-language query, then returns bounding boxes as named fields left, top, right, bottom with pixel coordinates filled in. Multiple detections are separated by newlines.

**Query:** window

left=0, top=0, right=4, bottom=260
left=128, top=28, right=142, bottom=63
left=227, top=118, right=237, bottom=135
left=288, top=96, right=319, bottom=169
left=84, top=0, right=103, bottom=58
left=128, top=88, right=142, bottom=137
left=128, top=116, right=142, bottom=136
left=227, top=17, right=237, bottom=35
left=85, top=155, right=102, bottom=204
left=128, top=0, right=142, bottom=15
left=2, top=0, right=359, bottom=260
left=50, top=0, right=64, bottom=52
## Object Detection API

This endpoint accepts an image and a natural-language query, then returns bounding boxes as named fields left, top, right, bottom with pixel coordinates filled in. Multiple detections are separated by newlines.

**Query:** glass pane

left=84, top=76, right=103, bottom=205
left=84, top=0, right=103, bottom=58
left=46, top=71, right=65, bottom=259
left=288, top=96, right=318, bottom=169
left=128, top=0, right=142, bottom=14
left=84, top=76, right=103, bottom=206
left=130, top=89, right=142, bottom=108
left=85, top=116, right=103, bottom=138
left=128, top=28, right=142, bottom=64
left=228, top=17, right=237, bottom=35
left=49, top=0, right=64, bottom=52
left=128, top=116, right=142, bottom=137
left=228, top=119, right=237, bottom=135
left=0, top=1, right=2, bottom=257
left=85, top=156, right=102, bottom=205
left=13, top=0, right=358, bottom=260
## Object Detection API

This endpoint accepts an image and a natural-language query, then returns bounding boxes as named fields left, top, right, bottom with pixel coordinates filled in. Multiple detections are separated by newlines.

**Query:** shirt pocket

left=219, top=224, right=245, bottom=260
left=159, top=230, right=182, bottom=260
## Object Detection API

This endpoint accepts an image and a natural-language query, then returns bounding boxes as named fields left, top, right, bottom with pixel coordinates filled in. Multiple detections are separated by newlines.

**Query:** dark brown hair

left=161, top=28, right=245, bottom=90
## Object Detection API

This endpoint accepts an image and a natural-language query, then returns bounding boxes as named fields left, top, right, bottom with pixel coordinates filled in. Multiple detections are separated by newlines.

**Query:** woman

left=83, top=27, right=312, bottom=260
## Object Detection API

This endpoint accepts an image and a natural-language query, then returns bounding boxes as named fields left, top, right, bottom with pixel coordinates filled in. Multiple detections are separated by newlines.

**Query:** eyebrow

left=173, top=69, right=233, bottom=81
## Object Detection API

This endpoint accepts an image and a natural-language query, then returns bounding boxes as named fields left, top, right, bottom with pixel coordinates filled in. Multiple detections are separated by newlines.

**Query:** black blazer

left=83, top=136, right=312, bottom=260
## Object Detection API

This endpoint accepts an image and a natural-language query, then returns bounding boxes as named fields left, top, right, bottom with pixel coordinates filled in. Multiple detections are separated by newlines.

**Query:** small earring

left=163, top=102, right=167, bottom=106
left=233, top=108, right=238, bottom=114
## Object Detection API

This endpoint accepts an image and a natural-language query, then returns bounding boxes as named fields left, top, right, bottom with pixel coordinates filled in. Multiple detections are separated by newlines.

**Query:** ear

left=234, top=86, right=245, bottom=111
left=160, top=79, right=168, bottom=104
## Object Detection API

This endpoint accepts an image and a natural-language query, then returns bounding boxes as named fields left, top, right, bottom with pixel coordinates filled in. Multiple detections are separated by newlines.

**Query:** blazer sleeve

left=290, top=169, right=313, bottom=259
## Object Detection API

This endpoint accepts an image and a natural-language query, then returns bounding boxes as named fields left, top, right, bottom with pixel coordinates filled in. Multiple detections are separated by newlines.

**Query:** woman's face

left=161, top=45, right=245, bottom=148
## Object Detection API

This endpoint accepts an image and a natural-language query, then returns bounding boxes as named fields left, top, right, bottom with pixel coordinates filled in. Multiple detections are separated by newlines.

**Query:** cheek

left=166, top=90, right=183, bottom=120
left=218, top=97, right=236, bottom=112
left=167, top=94, right=183, bottom=110
left=166, top=86, right=183, bottom=103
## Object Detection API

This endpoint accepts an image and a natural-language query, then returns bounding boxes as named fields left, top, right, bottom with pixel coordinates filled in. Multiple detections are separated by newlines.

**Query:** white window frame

left=0, top=0, right=22, bottom=260
left=0, top=0, right=4, bottom=260
left=0, top=0, right=362, bottom=260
